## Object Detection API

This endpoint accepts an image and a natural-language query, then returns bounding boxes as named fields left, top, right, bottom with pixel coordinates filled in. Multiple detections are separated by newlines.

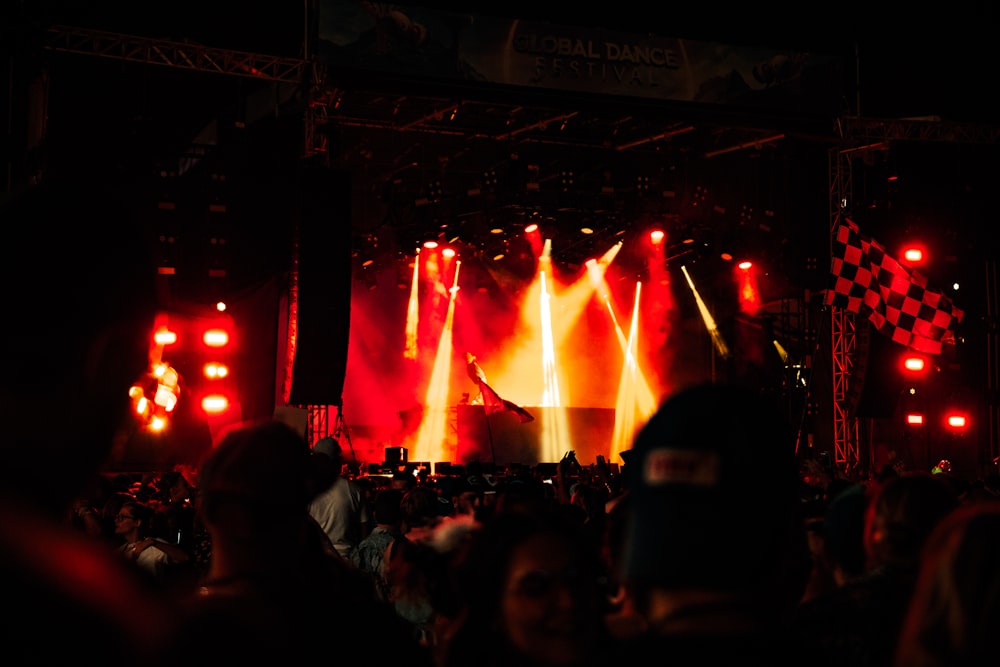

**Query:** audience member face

left=114, top=504, right=141, bottom=539
left=168, top=476, right=191, bottom=504
left=499, top=532, right=602, bottom=667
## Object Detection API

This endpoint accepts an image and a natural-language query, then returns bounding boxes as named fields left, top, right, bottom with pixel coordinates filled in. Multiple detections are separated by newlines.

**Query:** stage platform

left=455, top=405, right=617, bottom=465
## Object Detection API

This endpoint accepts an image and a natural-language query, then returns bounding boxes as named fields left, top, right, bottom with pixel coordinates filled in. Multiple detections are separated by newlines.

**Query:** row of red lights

left=416, top=229, right=929, bottom=268
left=130, top=303, right=235, bottom=431
left=899, top=350, right=969, bottom=431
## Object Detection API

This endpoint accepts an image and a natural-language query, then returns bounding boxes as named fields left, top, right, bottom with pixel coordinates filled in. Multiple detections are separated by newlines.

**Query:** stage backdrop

left=455, top=405, right=616, bottom=466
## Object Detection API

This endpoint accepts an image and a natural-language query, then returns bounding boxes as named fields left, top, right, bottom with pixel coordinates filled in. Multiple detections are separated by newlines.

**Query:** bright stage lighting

left=681, top=265, right=730, bottom=360
left=412, top=260, right=462, bottom=462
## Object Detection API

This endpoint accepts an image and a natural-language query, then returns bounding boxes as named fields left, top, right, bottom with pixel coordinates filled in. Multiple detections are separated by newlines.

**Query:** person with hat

left=615, top=382, right=812, bottom=665
left=308, top=436, right=372, bottom=561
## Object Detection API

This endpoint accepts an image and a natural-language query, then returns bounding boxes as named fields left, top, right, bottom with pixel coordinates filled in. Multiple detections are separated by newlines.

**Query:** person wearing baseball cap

left=616, top=382, right=811, bottom=664
left=308, top=436, right=372, bottom=561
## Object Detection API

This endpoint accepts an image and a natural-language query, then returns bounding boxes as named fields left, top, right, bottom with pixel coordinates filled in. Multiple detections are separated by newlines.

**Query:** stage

left=454, top=405, right=618, bottom=466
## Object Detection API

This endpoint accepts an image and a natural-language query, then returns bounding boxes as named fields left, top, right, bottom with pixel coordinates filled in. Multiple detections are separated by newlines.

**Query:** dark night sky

left=13, top=0, right=1000, bottom=122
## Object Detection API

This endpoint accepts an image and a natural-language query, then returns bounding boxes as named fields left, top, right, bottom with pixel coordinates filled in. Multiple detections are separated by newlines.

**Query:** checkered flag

left=825, top=218, right=964, bottom=355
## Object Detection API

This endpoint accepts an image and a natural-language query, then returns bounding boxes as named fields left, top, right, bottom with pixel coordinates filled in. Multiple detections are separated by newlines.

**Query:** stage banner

left=317, top=1, right=843, bottom=114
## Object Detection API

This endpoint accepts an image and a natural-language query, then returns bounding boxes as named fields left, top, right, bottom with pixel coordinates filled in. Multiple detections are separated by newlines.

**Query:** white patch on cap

left=644, top=448, right=720, bottom=487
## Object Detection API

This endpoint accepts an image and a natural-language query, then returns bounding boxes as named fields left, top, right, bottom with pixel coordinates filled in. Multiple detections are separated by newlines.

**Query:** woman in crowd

left=114, top=499, right=191, bottom=591
left=440, top=500, right=615, bottom=667
left=893, top=501, right=1000, bottom=666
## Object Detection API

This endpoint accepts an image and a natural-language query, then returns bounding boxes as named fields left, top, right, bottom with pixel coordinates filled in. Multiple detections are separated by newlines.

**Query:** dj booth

left=453, top=405, right=617, bottom=465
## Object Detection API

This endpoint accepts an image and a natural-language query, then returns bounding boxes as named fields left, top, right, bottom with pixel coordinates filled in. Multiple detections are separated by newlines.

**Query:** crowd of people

left=12, top=387, right=1000, bottom=667
left=4, top=164, right=1000, bottom=667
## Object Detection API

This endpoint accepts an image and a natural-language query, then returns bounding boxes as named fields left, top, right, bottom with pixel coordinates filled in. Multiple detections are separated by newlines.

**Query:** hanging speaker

left=288, top=164, right=352, bottom=407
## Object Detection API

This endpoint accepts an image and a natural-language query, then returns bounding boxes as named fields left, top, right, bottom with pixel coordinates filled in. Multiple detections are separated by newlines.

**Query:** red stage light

left=203, top=363, right=229, bottom=379
left=153, top=328, right=177, bottom=345
left=901, top=245, right=925, bottom=264
left=201, top=394, right=230, bottom=414
left=203, top=328, right=229, bottom=348
left=945, top=413, right=968, bottom=430
left=902, top=355, right=927, bottom=373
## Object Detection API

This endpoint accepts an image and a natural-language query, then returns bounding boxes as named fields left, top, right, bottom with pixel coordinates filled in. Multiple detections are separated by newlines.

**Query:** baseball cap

left=621, top=383, right=803, bottom=589
left=312, top=437, right=343, bottom=460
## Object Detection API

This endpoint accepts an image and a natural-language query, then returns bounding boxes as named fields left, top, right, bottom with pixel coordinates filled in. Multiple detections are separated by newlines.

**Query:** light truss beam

left=45, top=25, right=309, bottom=84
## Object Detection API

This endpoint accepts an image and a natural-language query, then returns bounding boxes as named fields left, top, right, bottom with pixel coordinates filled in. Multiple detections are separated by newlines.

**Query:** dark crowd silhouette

left=3, top=161, right=1000, bottom=667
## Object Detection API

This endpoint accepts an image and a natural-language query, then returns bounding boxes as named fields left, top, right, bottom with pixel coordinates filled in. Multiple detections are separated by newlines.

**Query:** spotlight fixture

left=560, top=170, right=575, bottom=191
left=429, top=180, right=443, bottom=202
left=902, top=246, right=924, bottom=263
left=692, top=185, right=708, bottom=208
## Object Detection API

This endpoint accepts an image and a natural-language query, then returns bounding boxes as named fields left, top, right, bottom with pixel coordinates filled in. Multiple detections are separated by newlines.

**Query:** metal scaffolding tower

left=827, top=116, right=1000, bottom=474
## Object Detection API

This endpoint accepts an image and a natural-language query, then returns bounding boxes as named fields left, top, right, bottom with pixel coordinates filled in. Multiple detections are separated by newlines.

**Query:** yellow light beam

left=538, top=266, right=570, bottom=462
left=412, top=260, right=461, bottom=462
left=610, top=282, right=657, bottom=463
left=404, top=248, right=420, bottom=360
left=598, top=280, right=657, bottom=416
left=539, top=269, right=561, bottom=408
left=681, top=265, right=730, bottom=360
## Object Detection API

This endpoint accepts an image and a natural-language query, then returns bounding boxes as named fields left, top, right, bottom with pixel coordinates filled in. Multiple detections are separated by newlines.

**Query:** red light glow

left=153, top=329, right=177, bottom=345
left=945, top=414, right=968, bottom=430
left=203, top=329, right=229, bottom=347
left=201, top=395, right=229, bottom=414
left=736, top=262, right=760, bottom=315
left=203, top=363, right=229, bottom=379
